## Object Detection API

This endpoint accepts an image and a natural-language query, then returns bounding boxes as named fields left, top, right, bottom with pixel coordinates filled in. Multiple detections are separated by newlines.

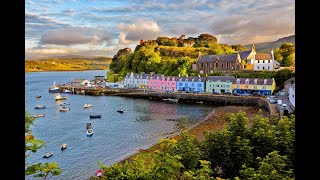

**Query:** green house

left=206, top=76, right=235, bottom=93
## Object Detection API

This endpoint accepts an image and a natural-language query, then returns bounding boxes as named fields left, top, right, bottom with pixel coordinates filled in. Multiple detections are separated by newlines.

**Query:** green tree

left=278, top=43, right=295, bottom=67
left=25, top=112, right=62, bottom=179
left=240, top=151, right=294, bottom=179
left=282, top=53, right=295, bottom=67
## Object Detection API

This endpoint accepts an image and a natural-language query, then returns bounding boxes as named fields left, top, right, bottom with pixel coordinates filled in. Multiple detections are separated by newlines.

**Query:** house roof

left=150, top=74, right=164, bottom=79
left=197, top=50, right=252, bottom=63
left=162, top=76, right=178, bottom=81
left=207, top=76, right=235, bottom=82
left=233, top=78, right=274, bottom=85
left=177, top=76, right=206, bottom=82
left=126, top=73, right=151, bottom=79
left=238, top=50, right=253, bottom=59
left=255, top=53, right=272, bottom=60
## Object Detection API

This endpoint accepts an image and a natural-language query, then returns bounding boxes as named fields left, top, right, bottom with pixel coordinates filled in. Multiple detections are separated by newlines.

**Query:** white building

left=248, top=50, right=280, bottom=71
left=288, top=84, right=295, bottom=108
left=123, top=72, right=151, bottom=88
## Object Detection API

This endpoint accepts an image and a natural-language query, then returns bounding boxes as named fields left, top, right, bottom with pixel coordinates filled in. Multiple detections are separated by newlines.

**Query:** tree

left=278, top=43, right=295, bottom=67
left=282, top=53, right=295, bottom=67
left=240, top=151, right=294, bottom=179
left=25, top=112, right=62, bottom=179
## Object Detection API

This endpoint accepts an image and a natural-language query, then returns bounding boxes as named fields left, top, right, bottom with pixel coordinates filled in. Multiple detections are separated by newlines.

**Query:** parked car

left=222, top=92, right=232, bottom=95
left=282, top=104, right=288, bottom=109
left=233, top=93, right=240, bottom=96
left=269, top=98, right=277, bottom=104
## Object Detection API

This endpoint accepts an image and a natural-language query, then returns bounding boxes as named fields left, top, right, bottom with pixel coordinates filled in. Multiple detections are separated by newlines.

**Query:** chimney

left=271, top=49, right=274, bottom=60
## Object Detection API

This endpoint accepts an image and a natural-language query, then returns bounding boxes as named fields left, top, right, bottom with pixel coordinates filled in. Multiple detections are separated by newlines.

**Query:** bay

left=25, top=70, right=214, bottom=180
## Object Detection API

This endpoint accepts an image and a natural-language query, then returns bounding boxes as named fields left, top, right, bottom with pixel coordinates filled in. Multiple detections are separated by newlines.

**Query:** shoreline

left=25, top=69, right=108, bottom=73
left=117, top=105, right=268, bottom=164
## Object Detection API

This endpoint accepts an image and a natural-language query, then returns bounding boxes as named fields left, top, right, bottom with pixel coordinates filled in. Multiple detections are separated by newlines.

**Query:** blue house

left=176, top=76, right=206, bottom=93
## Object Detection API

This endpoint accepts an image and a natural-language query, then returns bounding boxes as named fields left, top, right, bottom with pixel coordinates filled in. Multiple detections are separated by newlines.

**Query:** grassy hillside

left=25, top=57, right=112, bottom=72
left=246, top=35, right=295, bottom=53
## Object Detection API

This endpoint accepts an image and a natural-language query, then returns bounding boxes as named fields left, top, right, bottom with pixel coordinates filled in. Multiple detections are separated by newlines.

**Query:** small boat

left=117, top=109, right=124, bottom=113
left=43, top=152, right=53, bottom=158
left=168, top=98, right=178, bottom=103
left=162, top=98, right=169, bottom=101
left=60, top=107, right=70, bottom=111
left=87, top=129, right=93, bottom=137
left=33, top=114, right=45, bottom=118
left=95, top=169, right=104, bottom=177
left=49, top=82, right=60, bottom=93
left=55, top=93, right=67, bottom=101
left=61, top=143, right=67, bottom=151
left=36, top=95, right=41, bottom=98
left=34, top=105, right=46, bottom=109
left=62, top=89, right=71, bottom=94
left=90, top=115, right=101, bottom=119
left=60, top=102, right=70, bottom=106
left=86, top=123, right=93, bottom=137
left=84, top=104, right=93, bottom=108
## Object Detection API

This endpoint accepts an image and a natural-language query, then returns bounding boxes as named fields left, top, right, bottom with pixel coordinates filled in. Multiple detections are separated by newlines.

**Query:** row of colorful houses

left=122, top=72, right=276, bottom=95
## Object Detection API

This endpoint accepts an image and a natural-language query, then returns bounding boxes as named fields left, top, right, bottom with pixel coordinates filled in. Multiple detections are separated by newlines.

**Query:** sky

left=25, top=0, right=295, bottom=59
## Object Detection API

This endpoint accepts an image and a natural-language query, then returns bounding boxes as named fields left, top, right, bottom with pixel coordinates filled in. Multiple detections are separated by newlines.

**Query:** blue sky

left=25, top=0, right=295, bottom=59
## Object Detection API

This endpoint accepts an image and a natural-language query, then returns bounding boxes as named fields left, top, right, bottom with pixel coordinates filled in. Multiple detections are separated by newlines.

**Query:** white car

left=282, top=104, right=288, bottom=109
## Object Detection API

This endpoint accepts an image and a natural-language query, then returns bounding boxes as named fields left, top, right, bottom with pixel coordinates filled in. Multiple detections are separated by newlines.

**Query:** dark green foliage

left=231, top=44, right=248, bottom=51
left=274, top=43, right=295, bottom=67
left=97, top=112, right=295, bottom=180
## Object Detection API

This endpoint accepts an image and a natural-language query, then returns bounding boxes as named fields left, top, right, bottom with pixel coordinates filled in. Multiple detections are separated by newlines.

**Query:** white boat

left=43, top=152, right=53, bottom=158
left=84, top=104, right=93, bottom=108
left=61, top=143, right=67, bottom=151
left=34, top=105, right=46, bottom=109
left=63, top=89, right=71, bottom=93
left=86, top=122, right=93, bottom=136
left=60, top=102, right=70, bottom=106
left=49, top=82, right=60, bottom=93
left=168, top=98, right=178, bottom=103
left=60, top=107, right=70, bottom=111
left=55, top=93, right=67, bottom=101
left=33, top=114, right=45, bottom=118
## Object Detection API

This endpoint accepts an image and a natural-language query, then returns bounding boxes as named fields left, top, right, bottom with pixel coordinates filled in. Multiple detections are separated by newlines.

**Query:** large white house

left=122, top=72, right=151, bottom=88
left=248, top=50, right=280, bottom=71
left=288, top=83, right=295, bottom=108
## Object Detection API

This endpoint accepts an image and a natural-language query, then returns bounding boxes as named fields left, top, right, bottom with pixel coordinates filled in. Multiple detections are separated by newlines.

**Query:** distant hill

left=25, top=56, right=112, bottom=72
left=245, top=35, right=295, bottom=53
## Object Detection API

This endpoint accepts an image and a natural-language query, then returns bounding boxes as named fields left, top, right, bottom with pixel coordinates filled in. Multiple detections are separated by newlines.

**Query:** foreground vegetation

left=25, top=112, right=61, bottom=179
left=25, top=57, right=112, bottom=72
left=95, top=111, right=295, bottom=179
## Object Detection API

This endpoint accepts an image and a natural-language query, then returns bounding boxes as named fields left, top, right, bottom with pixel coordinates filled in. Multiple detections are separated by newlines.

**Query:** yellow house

left=232, top=78, right=276, bottom=95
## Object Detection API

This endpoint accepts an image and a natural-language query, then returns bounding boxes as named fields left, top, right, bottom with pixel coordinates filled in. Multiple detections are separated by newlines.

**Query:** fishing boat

left=61, top=143, right=67, bottom=151
left=49, top=82, right=60, bottom=93
left=43, top=152, right=53, bottom=158
left=60, top=102, right=70, bottom=106
left=60, top=107, right=70, bottom=111
left=86, top=122, right=93, bottom=137
left=90, top=115, right=101, bottom=119
left=55, top=93, right=67, bottom=101
left=36, top=95, right=41, bottom=98
left=34, top=105, right=46, bottom=109
left=84, top=104, right=93, bottom=108
left=117, top=109, right=124, bottom=113
left=33, top=114, right=45, bottom=118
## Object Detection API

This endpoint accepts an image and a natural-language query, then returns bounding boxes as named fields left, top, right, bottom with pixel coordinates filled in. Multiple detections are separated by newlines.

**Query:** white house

left=123, top=72, right=151, bottom=88
left=248, top=50, right=280, bottom=71
left=288, top=83, right=295, bottom=108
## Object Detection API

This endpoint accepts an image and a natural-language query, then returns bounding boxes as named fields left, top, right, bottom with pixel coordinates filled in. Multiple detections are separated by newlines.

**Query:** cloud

left=39, top=27, right=113, bottom=46
left=117, top=19, right=161, bottom=44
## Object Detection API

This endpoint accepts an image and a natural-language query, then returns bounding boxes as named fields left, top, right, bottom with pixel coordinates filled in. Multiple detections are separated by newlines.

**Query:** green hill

left=25, top=56, right=112, bottom=72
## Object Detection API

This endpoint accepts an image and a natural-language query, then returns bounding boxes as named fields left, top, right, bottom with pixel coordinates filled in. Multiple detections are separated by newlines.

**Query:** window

left=217, top=85, right=219, bottom=87
left=226, top=85, right=229, bottom=88
left=226, top=80, right=230, bottom=83
left=192, top=83, right=194, bottom=87
left=254, top=86, right=257, bottom=89
left=237, top=85, right=240, bottom=88
left=245, top=85, right=248, bottom=89
left=172, top=83, right=174, bottom=85
left=245, top=79, right=249, bottom=84
left=197, top=84, right=202, bottom=87
left=257, top=66, right=259, bottom=69
left=262, top=86, right=266, bottom=89
left=217, top=80, right=221, bottom=82
left=179, top=83, right=182, bottom=86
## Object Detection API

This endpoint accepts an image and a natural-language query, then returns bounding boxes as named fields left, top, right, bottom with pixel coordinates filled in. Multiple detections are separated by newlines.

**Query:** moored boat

left=33, top=114, right=45, bottom=118
left=36, top=95, right=41, bottom=98
left=62, top=89, right=71, bottom=94
left=84, top=104, right=93, bottom=108
left=34, top=105, right=46, bottom=109
left=117, top=109, right=124, bottom=113
left=60, top=107, right=70, bottom=111
left=87, top=129, right=93, bottom=137
left=43, top=152, right=53, bottom=158
left=168, top=98, right=178, bottom=103
left=55, top=93, right=67, bottom=101
left=61, top=143, right=67, bottom=151
left=60, top=102, right=70, bottom=106
left=89, top=115, right=101, bottom=119
left=49, top=82, right=60, bottom=93
left=95, top=169, right=104, bottom=177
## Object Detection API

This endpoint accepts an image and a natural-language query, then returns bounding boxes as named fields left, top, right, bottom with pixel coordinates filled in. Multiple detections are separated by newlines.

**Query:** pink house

left=148, top=74, right=178, bottom=91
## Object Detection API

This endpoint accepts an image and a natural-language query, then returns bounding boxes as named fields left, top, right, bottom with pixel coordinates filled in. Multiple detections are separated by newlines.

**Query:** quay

left=57, top=85, right=278, bottom=117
